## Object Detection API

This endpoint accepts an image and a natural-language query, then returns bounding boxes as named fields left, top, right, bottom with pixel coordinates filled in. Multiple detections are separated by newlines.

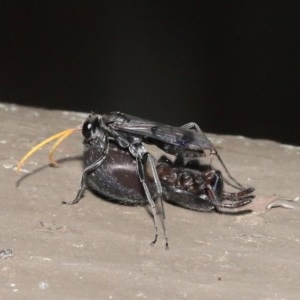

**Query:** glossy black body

left=84, top=141, right=155, bottom=205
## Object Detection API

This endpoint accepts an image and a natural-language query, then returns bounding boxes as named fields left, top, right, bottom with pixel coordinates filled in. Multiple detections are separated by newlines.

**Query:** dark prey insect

left=17, top=111, right=253, bottom=247
left=156, top=156, right=254, bottom=213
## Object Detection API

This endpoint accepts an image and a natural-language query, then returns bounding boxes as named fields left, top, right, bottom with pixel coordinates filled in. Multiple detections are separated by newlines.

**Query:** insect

left=18, top=111, right=253, bottom=247
left=156, top=156, right=254, bottom=212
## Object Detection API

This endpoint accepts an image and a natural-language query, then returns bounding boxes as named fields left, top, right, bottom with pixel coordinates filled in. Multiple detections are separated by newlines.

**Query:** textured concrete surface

left=1, top=103, right=300, bottom=299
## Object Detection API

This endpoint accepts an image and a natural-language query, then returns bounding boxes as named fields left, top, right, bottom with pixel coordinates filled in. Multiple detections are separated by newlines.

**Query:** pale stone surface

left=1, top=103, right=300, bottom=299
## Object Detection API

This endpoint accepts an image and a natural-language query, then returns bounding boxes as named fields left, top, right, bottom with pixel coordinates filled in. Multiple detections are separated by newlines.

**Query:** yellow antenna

left=17, top=127, right=81, bottom=171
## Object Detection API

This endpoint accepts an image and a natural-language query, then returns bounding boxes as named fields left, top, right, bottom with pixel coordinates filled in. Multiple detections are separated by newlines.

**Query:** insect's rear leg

left=134, top=147, right=168, bottom=248
left=136, top=156, right=159, bottom=245
left=181, top=122, right=245, bottom=190
left=144, top=152, right=169, bottom=249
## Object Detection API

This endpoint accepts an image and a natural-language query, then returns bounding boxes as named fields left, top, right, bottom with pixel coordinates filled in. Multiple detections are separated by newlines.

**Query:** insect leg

left=130, top=143, right=168, bottom=247
left=181, top=122, right=203, bottom=134
left=206, top=183, right=252, bottom=209
left=221, top=187, right=255, bottom=202
left=136, top=155, right=159, bottom=245
left=63, top=142, right=109, bottom=205
left=181, top=122, right=245, bottom=190
left=144, top=152, right=169, bottom=249
left=218, top=197, right=252, bottom=208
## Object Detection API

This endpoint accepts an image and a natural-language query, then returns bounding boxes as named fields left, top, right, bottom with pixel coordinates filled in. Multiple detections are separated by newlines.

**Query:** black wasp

left=18, top=112, right=254, bottom=248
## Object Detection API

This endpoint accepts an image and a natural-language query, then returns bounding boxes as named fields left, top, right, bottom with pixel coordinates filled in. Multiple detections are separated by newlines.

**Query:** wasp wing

left=105, top=112, right=214, bottom=152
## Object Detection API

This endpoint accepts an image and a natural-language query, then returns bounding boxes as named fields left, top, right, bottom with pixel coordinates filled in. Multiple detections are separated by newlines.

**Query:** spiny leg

left=136, top=156, right=159, bottom=245
left=222, top=187, right=255, bottom=202
left=219, top=198, right=252, bottom=208
left=206, top=184, right=252, bottom=209
left=181, top=122, right=245, bottom=190
left=144, top=152, right=169, bottom=249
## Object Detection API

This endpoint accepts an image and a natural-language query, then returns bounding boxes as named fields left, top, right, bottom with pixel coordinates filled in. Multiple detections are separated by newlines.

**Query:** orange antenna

left=17, top=126, right=81, bottom=171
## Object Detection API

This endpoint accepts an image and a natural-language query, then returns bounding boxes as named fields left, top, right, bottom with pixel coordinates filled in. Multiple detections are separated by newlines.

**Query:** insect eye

left=82, top=116, right=100, bottom=139
left=82, top=121, right=93, bottom=139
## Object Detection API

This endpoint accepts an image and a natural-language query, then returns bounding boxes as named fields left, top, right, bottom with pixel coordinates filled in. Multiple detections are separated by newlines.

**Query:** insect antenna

left=17, top=126, right=81, bottom=171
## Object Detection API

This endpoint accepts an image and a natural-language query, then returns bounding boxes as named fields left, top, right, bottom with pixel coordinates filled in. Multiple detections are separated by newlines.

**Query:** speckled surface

left=1, top=103, right=300, bottom=299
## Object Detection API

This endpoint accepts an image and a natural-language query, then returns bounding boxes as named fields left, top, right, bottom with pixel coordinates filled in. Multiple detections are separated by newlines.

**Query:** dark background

left=1, top=2, right=299, bottom=145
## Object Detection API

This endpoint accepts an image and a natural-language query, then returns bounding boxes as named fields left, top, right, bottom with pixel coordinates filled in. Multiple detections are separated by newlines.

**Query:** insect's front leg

left=63, top=142, right=109, bottom=205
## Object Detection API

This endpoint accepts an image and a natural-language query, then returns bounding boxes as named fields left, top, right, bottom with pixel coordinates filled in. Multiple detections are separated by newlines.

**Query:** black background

left=1, top=2, right=299, bottom=145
